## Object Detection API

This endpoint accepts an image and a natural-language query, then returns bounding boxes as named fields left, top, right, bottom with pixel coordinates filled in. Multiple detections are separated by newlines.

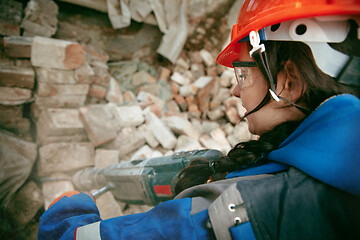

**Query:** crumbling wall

left=0, top=0, right=249, bottom=239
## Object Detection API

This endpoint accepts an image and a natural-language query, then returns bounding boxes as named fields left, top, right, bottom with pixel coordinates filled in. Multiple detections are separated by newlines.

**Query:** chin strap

left=244, top=31, right=312, bottom=118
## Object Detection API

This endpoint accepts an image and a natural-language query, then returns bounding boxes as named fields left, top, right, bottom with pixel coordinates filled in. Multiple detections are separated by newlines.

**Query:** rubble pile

left=0, top=0, right=252, bottom=239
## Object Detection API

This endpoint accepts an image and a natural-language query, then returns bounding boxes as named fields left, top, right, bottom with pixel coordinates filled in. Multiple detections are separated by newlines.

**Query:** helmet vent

left=270, top=23, right=280, bottom=32
left=295, top=24, right=307, bottom=35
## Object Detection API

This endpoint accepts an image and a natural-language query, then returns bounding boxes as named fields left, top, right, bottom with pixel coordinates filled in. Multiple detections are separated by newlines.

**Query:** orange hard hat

left=217, top=0, right=360, bottom=68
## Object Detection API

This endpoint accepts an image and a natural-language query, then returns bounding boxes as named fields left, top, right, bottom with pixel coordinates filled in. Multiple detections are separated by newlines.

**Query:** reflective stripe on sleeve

left=76, top=221, right=101, bottom=240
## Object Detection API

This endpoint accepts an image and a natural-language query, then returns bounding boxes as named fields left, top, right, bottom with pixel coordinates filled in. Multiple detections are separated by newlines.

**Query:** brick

left=79, top=104, right=121, bottom=147
left=170, top=72, right=190, bottom=86
left=179, top=85, right=198, bottom=97
left=91, top=61, right=110, bottom=87
left=196, top=77, right=216, bottom=113
left=207, top=106, right=225, bottom=121
left=37, top=82, right=89, bottom=97
left=175, top=135, right=203, bottom=152
left=96, top=191, right=123, bottom=220
left=210, top=128, right=232, bottom=154
left=199, top=135, right=226, bottom=153
left=130, top=145, right=156, bottom=160
left=132, top=70, right=157, bottom=86
left=136, top=84, right=161, bottom=97
left=211, top=88, right=231, bottom=110
left=116, top=105, right=144, bottom=127
left=158, top=66, right=171, bottom=82
left=227, top=122, right=254, bottom=147
left=74, top=63, right=95, bottom=84
left=95, top=149, right=119, bottom=168
left=0, top=86, right=32, bottom=105
left=219, top=68, right=235, bottom=87
left=165, top=100, right=181, bottom=116
left=123, top=90, right=137, bottom=103
left=38, top=142, right=94, bottom=176
left=145, top=112, right=176, bottom=150
left=31, top=36, right=86, bottom=70
left=225, top=106, right=241, bottom=124
left=38, top=134, right=89, bottom=146
left=0, top=66, right=35, bottom=89
left=137, top=91, right=165, bottom=109
left=199, top=49, right=215, bottom=67
left=102, top=127, right=145, bottom=158
left=87, top=84, right=106, bottom=99
left=190, top=63, right=205, bottom=80
left=37, top=108, right=85, bottom=136
left=36, top=67, right=77, bottom=84
left=41, top=173, right=75, bottom=210
left=170, top=81, right=180, bottom=94
left=3, top=36, right=33, bottom=58
left=174, top=94, right=188, bottom=111
left=163, top=116, right=200, bottom=140
left=35, top=94, right=86, bottom=108
left=137, top=124, right=159, bottom=148
left=144, top=104, right=163, bottom=118
left=106, top=77, right=123, bottom=105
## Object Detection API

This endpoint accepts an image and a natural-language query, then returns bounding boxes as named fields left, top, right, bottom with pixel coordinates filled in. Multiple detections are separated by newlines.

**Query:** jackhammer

left=72, top=149, right=223, bottom=206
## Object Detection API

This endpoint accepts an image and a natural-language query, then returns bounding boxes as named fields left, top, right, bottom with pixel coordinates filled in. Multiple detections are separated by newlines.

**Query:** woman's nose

left=232, top=84, right=241, bottom=98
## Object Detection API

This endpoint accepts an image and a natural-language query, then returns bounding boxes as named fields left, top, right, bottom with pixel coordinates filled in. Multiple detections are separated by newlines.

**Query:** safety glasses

left=232, top=61, right=257, bottom=89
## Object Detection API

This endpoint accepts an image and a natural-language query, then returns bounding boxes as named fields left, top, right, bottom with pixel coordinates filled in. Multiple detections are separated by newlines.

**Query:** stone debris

left=21, top=0, right=59, bottom=37
left=0, top=0, right=256, bottom=237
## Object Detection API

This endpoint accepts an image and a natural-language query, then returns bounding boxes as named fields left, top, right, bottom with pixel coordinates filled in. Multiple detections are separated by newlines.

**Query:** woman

left=38, top=0, right=360, bottom=239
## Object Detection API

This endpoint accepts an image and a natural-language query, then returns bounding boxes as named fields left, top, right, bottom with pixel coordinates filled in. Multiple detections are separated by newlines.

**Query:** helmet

left=217, top=0, right=360, bottom=71
left=217, top=0, right=360, bottom=116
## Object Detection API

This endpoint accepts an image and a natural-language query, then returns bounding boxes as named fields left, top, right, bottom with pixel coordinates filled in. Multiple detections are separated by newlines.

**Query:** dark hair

left=175, top=28, right=360, bottom=195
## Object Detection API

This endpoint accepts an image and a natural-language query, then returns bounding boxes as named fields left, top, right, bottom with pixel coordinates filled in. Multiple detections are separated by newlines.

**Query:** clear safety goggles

left=232, top=61, right=257, bottom=89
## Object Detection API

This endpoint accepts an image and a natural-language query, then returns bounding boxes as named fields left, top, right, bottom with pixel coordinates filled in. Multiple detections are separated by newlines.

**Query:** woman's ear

left=276, top=60, right=304, bottom=103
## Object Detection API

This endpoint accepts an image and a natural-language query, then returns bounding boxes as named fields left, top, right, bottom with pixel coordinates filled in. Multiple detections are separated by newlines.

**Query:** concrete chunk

left=38, top=142, right=94, bottom=176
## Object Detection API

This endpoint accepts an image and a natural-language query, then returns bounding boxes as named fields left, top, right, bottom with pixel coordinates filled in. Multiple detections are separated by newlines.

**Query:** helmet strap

left=247, top=31, right=312, bottom=116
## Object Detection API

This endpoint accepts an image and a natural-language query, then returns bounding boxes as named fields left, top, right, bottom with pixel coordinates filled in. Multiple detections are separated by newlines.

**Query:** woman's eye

left=239, top=73, right=246, bottom=81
